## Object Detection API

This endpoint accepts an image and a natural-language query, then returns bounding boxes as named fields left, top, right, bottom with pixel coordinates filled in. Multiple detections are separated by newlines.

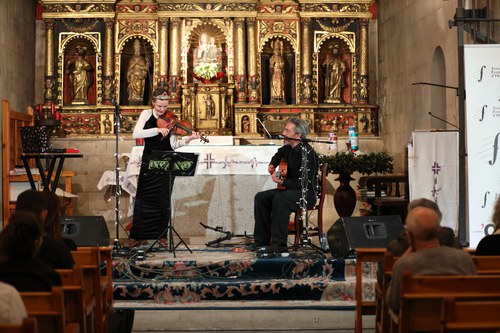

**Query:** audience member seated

left=385, top=199, right=476, bottom=313
left=475, top=197, right=500, bottom=256
left=15, top=189, right=75, bottom=269
left=377, top=198, right=462, bottom=285
left=0, top=211, right=62, bottom=292
left=44, top=191, right=77, bottom=251
left=0, top=281, right=27, bottom=324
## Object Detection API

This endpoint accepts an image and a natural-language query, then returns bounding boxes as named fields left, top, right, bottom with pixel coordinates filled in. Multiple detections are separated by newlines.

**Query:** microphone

left=428, top=112, right=459, bottom=129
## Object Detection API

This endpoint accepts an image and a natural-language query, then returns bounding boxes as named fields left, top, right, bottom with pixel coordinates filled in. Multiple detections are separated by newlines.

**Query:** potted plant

left=319, top=152, right=394, bottom=216
left=193, top=63, right=224, bottom=84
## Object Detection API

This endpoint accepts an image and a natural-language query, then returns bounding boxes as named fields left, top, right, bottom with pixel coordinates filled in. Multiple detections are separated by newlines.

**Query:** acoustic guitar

left=276, top=159, right=287, bottom=190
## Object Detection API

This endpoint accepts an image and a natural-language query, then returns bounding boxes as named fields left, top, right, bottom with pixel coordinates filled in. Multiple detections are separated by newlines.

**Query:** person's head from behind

left=407, top=198, right=442, bottom=222
left=493, top=197, right=500, bottom=232
left=0, top=211, right=43, bottom=261
left=43, top=191, right=63, bottom=240
left=15, top=189, right=48, bottom=225
left=405, top=206, right=441, bottom=251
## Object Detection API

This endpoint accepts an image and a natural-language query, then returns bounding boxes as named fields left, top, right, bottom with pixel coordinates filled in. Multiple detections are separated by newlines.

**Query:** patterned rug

left=112, top=245, right=377, bottom=307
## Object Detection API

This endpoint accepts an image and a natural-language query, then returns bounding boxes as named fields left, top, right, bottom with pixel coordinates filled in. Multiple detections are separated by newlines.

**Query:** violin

left=157, top=111, right=209, bottom=143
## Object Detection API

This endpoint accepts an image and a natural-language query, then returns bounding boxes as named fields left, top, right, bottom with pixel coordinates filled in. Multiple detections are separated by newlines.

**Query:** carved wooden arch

left=58, top=32, right=101, bottom=106
left=115, top=34, right=157, bottom=105
left=183, top=20, right=232, bottom=83
left=313, top=32, right=356, bottom=104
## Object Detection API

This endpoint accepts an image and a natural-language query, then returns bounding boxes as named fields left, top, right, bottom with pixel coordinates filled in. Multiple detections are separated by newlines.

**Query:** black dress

left=130, top=113, right=175, bottom=240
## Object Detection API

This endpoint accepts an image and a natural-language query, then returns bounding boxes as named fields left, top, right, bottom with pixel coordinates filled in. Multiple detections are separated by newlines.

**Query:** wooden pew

left=20, top=286, right=79, bottom=333
left=0, top=317, right=38, bottom=333
left=71, top=247, right=110, bottom=333
left=389, top=272, right=500, bottom=333
left=441, top=297, right=500, bottom=332
left=354, top=247, right=386, bottom=333
left=57, top=265, right=94, bottom=333
left=470, top=255, right=500, bottom=275
left=375, top=252, right=398, bottom=333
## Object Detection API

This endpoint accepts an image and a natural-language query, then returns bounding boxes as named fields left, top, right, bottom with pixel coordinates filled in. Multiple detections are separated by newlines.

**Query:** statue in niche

left=197, top=33, right=221, bottom=65
left=103, top=114, right=112, bottom=134
left=103, top=78, right=114, bottom=101
left=127, top=39, right=150, bottom=104
left=204, top=94, right=215, bottom=119
left=270, top=40, right=285, bottom=104
left=241, top=115, right=250, bottom=133
left=360, top=113, right=369, bottom=133
left=44, top=78, right=55, bottom=101
left=302, top=77, right=312, bottom=101
left=66, top=44, right=93, bottom=104
left=322, top=44, right=348, bottom=103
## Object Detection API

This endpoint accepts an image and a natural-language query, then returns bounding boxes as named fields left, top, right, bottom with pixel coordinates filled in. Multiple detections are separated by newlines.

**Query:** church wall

left=0, top=0, right=36, bottom=110
left=377, top=0, right=458, bottom=172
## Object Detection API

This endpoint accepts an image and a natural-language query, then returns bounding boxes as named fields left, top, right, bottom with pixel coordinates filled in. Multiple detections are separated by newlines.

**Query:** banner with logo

left=464, top=45, right=500, bottom=248
left=408, top=131, right=459, bottom=231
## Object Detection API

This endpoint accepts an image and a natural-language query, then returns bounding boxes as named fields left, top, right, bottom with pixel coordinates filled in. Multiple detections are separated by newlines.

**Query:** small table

left=21, top=152, right=83, bottom=193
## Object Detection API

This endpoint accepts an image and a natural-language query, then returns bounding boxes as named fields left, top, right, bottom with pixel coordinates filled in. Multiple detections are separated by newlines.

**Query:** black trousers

left=253, top=188, right=316, bottom=247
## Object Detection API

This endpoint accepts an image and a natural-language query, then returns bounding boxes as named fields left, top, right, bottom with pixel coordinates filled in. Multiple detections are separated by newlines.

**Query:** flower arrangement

left=319, top=151, right=394, bottom=176
left=193, top=63, right=224, bottom=83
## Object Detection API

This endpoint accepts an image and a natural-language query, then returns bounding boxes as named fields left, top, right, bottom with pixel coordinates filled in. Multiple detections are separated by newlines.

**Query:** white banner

left=464, top=45, right=500, bottom=248
left=408, top=131, right=459, bottom=231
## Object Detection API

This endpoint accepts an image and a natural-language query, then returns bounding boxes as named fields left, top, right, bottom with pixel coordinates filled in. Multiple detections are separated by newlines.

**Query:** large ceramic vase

left=333, top=172, right=357, bottom=217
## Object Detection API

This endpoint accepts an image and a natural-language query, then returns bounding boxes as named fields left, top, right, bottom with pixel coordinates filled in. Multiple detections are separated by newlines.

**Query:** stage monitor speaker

left=61, top=216, right=110, bottom=247
left=327, top=215, right=404, bottom=259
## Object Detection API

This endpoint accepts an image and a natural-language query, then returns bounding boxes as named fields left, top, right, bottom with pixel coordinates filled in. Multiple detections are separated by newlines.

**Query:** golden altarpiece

left=38, top=0, right=377, bottom=138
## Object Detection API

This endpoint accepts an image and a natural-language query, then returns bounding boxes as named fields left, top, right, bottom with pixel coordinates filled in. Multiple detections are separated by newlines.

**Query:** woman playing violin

left=129, top=88, right=200, bottom=247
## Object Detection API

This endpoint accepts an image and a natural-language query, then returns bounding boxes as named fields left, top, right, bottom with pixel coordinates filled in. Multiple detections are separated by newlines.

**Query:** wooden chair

left=389, top=272, right=500, bottom=333
left=0, top=317, right=38, bottom=333
left=20, top=286, right=79, bottom=333
left=71, top=247, right=110, bottom=333
left=1, top=99, right=77, bottom=225
left=358, top=174, right=409, bottom=221
left=57, top=265, right=93, bottom=333
left=354, top=247, right=386, bottom=333
left=289, top=162, right=328, bottom=246
left=375, top=252, right=398, bottom=333
left=441, top=297, right=500, bottom=332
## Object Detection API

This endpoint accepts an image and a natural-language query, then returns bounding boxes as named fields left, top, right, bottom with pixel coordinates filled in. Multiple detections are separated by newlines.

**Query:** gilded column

left=103, top=19, right=114, bottom=104
left=358, top=19, right=369, bottom=104
left=246, top=18, right=259, bottom=103
left=169, top=17, right=181, bottom=102
left=44, top=19, right=56, bottom=102
left=158, top=18, right=169, bottom=90
left=300, top=18, right=312, bottom=104
left=235, top=18, right=247, bottom=103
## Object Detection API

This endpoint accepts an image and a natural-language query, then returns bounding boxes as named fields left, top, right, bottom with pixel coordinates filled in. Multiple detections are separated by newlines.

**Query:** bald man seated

left=385, top=199, right=476, bottom=313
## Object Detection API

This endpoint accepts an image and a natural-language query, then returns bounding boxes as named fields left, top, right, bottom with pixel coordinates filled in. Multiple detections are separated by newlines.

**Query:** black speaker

left=61, top=216, right=110, bottom=246
left=327, top=215, right=404, bottom=259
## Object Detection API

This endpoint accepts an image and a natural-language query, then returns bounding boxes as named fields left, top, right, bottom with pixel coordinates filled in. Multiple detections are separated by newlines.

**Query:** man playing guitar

left=252, top=117, right=318, bottom=253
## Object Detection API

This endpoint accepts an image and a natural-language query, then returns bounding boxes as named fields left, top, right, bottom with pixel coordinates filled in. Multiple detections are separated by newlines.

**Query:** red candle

left=50, top=102, right=55, bottom=115
left=38, top=103, right=43, bottom=114
left=55, top=111, right=60, bottom=121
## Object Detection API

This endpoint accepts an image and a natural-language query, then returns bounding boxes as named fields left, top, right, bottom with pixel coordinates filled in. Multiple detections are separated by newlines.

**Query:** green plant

left=193, top=63, right=219, bottom=80
left=319, top=151, right=394, bottom=176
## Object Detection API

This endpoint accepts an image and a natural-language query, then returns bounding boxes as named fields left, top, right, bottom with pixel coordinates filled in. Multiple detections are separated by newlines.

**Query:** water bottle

left=350, top=132, right=359, bottom=152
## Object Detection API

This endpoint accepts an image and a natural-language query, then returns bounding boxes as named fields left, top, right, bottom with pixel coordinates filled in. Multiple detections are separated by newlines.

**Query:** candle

left=38, top=104, right=43, bottom=115
left=50, top=102, right=55, bottom=115
left=55, top=111, right=60, bottom=121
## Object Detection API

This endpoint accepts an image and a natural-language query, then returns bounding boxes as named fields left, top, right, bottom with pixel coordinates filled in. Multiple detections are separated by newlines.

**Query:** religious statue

left=360, top=113, right=369, bottom=133
left=322, top=45, right=348, bottom=103
left=269, top=40, right=285, bottom=104
left=204, top=94, right=215, bottom=119
left=241, top=115, right=250, bottom=133
left=103, top=114, right=112, bottom=134
left=302, top=77, right=312, bottom=101
left=103, top=78, right=114, bottom=101
left=44, top=78, right=55, bottom=101
left=127, top=39, right=150, bottom=104
left=197, top=33, right=220, bottom=64
left=66, top=44, right=92, bottom=104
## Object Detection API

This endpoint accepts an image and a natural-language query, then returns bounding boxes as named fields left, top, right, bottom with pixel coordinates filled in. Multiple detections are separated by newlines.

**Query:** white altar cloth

left=122, top=144, right=277, bottom=235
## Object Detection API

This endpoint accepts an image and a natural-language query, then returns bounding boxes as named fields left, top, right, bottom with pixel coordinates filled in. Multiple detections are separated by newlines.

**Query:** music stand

left=144, top=150, right=198, bottom=258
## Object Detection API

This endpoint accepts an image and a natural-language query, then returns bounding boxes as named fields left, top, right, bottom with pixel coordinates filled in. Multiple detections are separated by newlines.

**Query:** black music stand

left=144, top=151, right=198, bottom=258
